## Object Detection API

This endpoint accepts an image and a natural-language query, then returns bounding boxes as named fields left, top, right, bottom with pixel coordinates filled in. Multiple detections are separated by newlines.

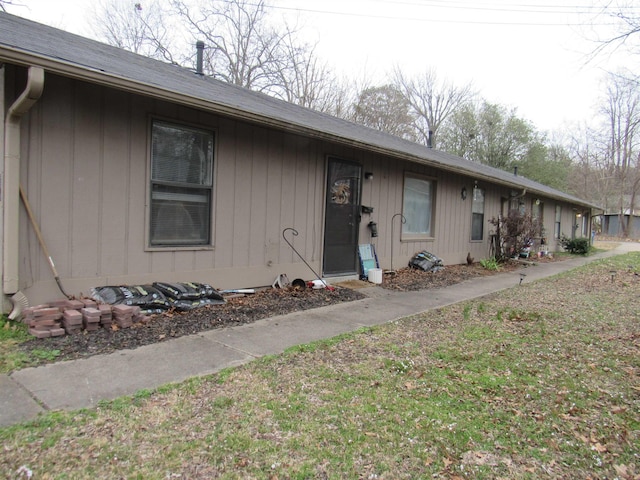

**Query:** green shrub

left=0, top=315, right=30, bottom=342
left=559, top=235, right=590, bottom=255
left=480, top=257, right=501, bottom=271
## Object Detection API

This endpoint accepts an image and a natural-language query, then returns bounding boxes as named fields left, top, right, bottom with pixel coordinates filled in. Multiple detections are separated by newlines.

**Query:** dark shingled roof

left=0, top=12, right=594, bottom=208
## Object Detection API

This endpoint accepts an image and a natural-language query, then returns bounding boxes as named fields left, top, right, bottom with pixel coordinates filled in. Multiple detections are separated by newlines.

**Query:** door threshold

left=323, top=274, right=360, bottom=284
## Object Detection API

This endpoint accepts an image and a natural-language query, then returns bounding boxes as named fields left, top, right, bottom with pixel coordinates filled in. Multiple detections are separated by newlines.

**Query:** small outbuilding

left=598, top=213, right=640, bottom=239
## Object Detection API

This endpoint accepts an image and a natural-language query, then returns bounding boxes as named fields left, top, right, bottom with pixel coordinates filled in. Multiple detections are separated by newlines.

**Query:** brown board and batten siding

left=336, top=152, right=491, bottom=266
left=19, top=73, right=451, bottom=302
left=19, top=73, right=335, bottom=302
left=1, top=13, right=598, bottom=308
left=13, top=69, right=589, bottom=305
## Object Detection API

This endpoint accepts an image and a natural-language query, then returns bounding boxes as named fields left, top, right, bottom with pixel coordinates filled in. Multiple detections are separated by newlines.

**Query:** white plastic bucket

left=367, top=268, right=383, bottom=284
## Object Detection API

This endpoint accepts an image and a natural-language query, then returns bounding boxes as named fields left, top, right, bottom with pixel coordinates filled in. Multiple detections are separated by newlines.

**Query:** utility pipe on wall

left=3, top=66, right=45, bottom=296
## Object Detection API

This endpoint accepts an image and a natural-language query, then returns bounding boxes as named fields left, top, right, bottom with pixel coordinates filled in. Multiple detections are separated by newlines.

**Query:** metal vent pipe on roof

left=514, top=166, right=518, bottom=176
left=427, top=130, right=433, bottom=148
left=196, top=41, right=205, bottom=75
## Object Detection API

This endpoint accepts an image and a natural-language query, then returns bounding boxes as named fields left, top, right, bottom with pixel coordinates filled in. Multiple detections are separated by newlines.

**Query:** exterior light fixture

left=368, top=221, right=378, bottom=237
left=461, top=187, right=467, bottom=200
left=364, top=172, right=373, bottom=180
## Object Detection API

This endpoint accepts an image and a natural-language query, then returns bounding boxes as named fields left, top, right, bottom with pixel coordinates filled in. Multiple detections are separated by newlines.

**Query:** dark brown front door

left=323, top=158, right=362, bottom=276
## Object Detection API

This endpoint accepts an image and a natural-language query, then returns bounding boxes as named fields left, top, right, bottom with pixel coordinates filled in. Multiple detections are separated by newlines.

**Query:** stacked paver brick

left=98, top=304, right=113, bottom=329
left=112, top=304, right=134, bottom=328
left=81, top=308, right=101, bottom=332
left=21, top=298, right=148, bottom=337
left=22, top=306, right=65, bottom=338
left=63, top=299, right=86, bottom=335
left=62, top=309, right=83, bottom=335
left=131, top=306, right=146, bottom=324
left=81, top=298, right=97, bottom=309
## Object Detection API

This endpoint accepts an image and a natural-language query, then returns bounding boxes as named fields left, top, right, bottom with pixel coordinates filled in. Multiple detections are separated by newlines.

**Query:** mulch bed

left=18, top=286, right=363, bottom=362
left=18, top=255, right=565, bottom=364
left=381, top=252, right=567, bottom=291
left=380, top=262, right=519, bottom=291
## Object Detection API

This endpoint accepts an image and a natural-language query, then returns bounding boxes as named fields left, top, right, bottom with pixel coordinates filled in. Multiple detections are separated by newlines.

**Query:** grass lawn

left=1, top=252, right=638, bottom=479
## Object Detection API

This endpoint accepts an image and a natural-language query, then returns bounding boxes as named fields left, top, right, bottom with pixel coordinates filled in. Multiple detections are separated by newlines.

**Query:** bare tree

left=568, top=72, right=640, bottom=236
left=599, top=70, right=640, bottom=235
left=0, top=0, right=23, bottom=12
left=393, top=67, right=475, bottom=148
left=566, top=122, right=615, bottom=208
left=321, top=76, right=359, bottom=120
left=567, top=2, right=640, bottom=219
left=276, top=32, right=322, bottom=107
left=90, top=0, right=179, bottom=64
left=585, top=0, right=640, bottom=59
left=439, top=100, right=538, bottom=171
left=352, top=84, right=416, bottom=139
left=91, top=0, right=344, bottom=111
left=330, top=71, right=375, bottom=122
left=172, top=0, right=305, bottom=94
left=272, top=31, right=347, bottom=114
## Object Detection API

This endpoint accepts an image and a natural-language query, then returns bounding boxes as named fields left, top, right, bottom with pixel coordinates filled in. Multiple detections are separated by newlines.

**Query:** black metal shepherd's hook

left=282, top=228, right=328, bottom=288
left=390, top=213, right=406, bottom=273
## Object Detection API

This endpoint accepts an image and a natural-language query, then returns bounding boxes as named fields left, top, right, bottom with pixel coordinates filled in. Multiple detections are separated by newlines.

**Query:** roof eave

left=2, top=47, right=595, bottom=209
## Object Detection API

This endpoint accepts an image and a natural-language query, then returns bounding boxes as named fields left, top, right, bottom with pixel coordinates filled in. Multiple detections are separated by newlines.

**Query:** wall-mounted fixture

left=368, top=221, right=378, bottom=237
left=535, top=198, right=540, bottom=205
left=461, top=187, right=467, bottom=200
left=364, top=172, right=374, bottom=180
left=361, top=205, right=374, bottom=214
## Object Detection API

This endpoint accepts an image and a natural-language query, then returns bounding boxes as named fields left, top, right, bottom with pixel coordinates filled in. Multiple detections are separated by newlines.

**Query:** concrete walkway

left=1, top=242, right=638, bottom=428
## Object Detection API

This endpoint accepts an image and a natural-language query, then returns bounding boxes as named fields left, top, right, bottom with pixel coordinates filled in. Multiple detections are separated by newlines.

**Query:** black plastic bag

left=408, top=251, right=444, bottom=272
left=91, top=285, right=171, bottom=310
left=153, top=282, right=225, bottom=303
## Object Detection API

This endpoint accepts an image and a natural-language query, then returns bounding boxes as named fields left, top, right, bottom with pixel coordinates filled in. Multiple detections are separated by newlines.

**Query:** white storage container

left=367, top=268, right=383, bottom=284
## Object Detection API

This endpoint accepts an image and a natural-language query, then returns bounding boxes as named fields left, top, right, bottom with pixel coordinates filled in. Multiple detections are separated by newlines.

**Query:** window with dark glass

left=150, top=120, right=214, bottom=247
left=471, top=186, right=485, bottom=241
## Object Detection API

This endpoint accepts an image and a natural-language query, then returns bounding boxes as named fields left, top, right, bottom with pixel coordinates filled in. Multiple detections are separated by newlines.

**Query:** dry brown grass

left=1, top=252, right=638, bottom=479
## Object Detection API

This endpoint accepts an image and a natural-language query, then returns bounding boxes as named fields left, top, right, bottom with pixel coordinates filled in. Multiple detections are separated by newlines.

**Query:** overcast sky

left=4, top=0, right=634, bottom=133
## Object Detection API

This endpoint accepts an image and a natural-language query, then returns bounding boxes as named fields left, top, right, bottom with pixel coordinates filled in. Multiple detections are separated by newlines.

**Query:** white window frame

left=532, top=199, right=544, bottom=237
left=554, top=205, right=562, bottom=239
left=402, top=173, right=436, bottom=240
left=148, top=119, right=215, bottom=248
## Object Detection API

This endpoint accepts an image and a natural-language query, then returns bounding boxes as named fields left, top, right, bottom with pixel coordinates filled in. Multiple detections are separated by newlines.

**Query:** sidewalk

left=1, top=242, right=638, bottom=428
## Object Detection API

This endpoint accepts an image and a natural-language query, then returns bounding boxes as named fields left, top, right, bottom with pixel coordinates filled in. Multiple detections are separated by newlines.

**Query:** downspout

left=3, top=66, right=45, bottom=304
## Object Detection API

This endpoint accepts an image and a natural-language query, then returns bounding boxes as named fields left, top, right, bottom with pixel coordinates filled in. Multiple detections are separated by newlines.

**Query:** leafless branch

left=393, top=67, right=475, bottom=148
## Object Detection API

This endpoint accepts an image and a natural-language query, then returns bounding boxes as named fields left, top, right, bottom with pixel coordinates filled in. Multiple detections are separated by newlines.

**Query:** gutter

left=3, top=66, right=44, bottom=298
